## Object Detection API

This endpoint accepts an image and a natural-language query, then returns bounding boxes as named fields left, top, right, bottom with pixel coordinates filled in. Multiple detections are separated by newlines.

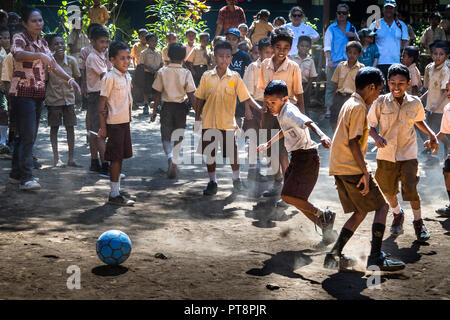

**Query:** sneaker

left=247, top=168, right=269, bottom=182
left=276, top=199, right=289, bottom=208
left=89, top=159, right=101, bottom=172
left=108, top=194, right=135, bottom=206
left=319, top=210, right=337, bottom=244
left=413, top=219, right=430, bottom=242
left=262, top=179, right=283, bottom=197
left=54, top=159, right=65, bottom=168
left=436, top=204, right=450, bottom=217
left=203, top=181, right=218, bottom=196
left=390, top=210, right=405, bottom=236
left=323, top=252, right=357, bottom=270
left=367, top=251, right=405, bottom=271
left=232, top=178, right=246, bottom=192
left=120, top=191, right=137, bottom=201
left=19, top=179, right=41, bottom=191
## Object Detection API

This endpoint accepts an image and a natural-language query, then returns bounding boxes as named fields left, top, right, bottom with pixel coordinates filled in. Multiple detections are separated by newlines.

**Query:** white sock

left=168, top=152, right=173, bottom=159
left=163, top=140, right=172, bottom=157
left=208, top=171, right=216, bottom=182
left=0, top=126, right=7, bottom=145
left=412, top=208, right=422, bottom=221
left=232, top=170, right=240, bottom=181
left=392, top=204, right=402, bottom=215
left=110, top=181, right=120, bottom=197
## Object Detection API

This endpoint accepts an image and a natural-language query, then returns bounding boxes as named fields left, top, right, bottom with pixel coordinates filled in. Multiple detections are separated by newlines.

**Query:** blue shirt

left=370, top=18, right=409, bottom=65
left=358, top=44, right=380, bottom=67
left=324, top=21, right=358, bottom=67
left=229, top=50, right=252, bottom=78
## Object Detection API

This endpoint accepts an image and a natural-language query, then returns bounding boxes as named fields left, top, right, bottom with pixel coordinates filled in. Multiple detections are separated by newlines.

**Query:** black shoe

left=367, top=251, right=405, bottom=271
left=390, top=209, right=405, bottom=236
left=108, top=194, right=135, bottom=206
left=99, top=162, right=110, bottom=178
left=203, top=181, right=218, bottom=196
left=319, top=210, right=337, bottom=244
left=89, top=159, right=101, bottom=172
left=120, top=191, right=137, bottom=201
left=413, top=219, right=430, bottom=242
left=233, top=178, right=246, bottom=192
left=436, top=204, right=450, bottom=217
left=323, top=253, right=357, bottom=270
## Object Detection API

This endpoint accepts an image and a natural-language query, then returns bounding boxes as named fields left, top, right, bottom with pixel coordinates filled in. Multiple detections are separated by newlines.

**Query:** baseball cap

left=225, top=28, right=241, bottom=38
left=384, top=0, right=397, bottom=8
left=358, top=28, right=376, bottom=38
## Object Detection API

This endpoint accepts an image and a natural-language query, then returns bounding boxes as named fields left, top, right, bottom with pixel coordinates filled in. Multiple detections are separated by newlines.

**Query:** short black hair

left=0, top=26, right=9, bottom=35
left=264, top=80, right=289, bottom=97
left=270, top=26, right=293, bottom=46
left=297, top=35, right=312, bottom=47
left=355, top=67, right=385, bottom=90
left=109, top=40, right=129, bottom=58
left=346, top=40, right=362, bottom=53
left=91, top=26, right=110, bottom=41
left=238, top=41, right=250, bottom=51
left=387, top=63, right=410, bottom=82
left=403, top=46, right=419, bottom=63
left=44, top=33, right=62, bottom=46
left=138, top=28, right=147, bottom=36
left=87, top=23, right=102, bottom=39
left=168, top=42, right=186, bottom=61
left=214, top=40, right=232, bottom=54
left=430, top=40, right=450, bottom=55
left=20, top=6, right=41, bottom=24
left=145, top=32, right=157, bottom=42
left=257, top=37, right=271, bottom=52
left=199, top=32, right=210, bottom=41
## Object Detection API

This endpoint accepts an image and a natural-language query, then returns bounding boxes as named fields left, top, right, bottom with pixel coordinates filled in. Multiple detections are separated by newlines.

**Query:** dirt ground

left=1, top=106, right=450, bottom=300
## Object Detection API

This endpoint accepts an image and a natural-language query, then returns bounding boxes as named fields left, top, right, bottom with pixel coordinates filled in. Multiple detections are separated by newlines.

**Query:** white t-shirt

left=276, top=101, right=316, bottom=152
left=285, top=22, right=320, bottom=56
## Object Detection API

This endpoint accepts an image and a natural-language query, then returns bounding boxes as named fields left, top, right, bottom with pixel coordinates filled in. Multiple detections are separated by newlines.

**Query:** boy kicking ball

left=257, top=80, right=337, bottom=248
left=98, top=41, right=135, bottom=206
left=325, top=67, right=405, bottom=272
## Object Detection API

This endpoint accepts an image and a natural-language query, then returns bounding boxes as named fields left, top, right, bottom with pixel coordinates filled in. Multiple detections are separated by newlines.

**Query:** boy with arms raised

left=368, top=64, right=439, bottom=242
left=257, top=80, right=337, bottom=247
left=194, top=41, right=262, bottom=195
left=325, top=67, right=405, bottom=271
left=98, top=41, right=135, bottom=206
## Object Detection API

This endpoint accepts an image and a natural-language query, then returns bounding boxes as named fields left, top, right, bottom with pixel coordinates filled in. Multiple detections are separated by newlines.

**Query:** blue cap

left=225, top=28, right=241, bottom=38
left=384, top=0, right=397, bottom=7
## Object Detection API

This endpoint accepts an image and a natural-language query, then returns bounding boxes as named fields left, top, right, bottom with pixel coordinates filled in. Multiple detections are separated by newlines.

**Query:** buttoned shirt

left=440, top=104, right=450, bottom=134
left=258, top=57, right=303, bottom=104
left=249, top=20, right=274, bottom=44
left=100, top=67, right=132, bottom=124
left=217, top=5, right=246, bottom=33
left=419, top=26, right=446, bottom=54
left=45, top=55, right=81, bottom=106
left=152, top=63, right=196, bottom=103
left=186, top=46, right=212, bottom=66
left=289, top=54, right=318, bottom=82
left=367, top=93, right=425, bottom=162
left=139, top=47, right=163, bottom=71
left=243, top=59, right=264, bottom=101
left=370, top=18, right=409, bottom=65
left=329, top=93, right=370, bottom=176
left=131, top=42, right=148, bottom=66
left=407, top=63, right=422, bottom=95
left=195, top=67, right=250, bottom=130
left=423, top=62, right=449, bottom=113
left=86, top=48, right=109, bottom=93
left=331, top=60, right=364, bottom=94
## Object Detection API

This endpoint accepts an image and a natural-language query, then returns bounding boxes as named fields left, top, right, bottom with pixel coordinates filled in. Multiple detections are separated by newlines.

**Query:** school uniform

left=277, top=101, right=320, bottom=200
left=330, top=60, right=364, bottom=125
left=152, top=63, right=196, bottom=144
left=86, top=48, right=109, bottom=132
left=440, top=104, right=450, bottom=172
left=139, top=47, right=163, bottom=95
left=367, top=93, right=426, bottom=201
left=406, top=63, right=422, bottom=95
left=289, top=54, right=318, bottom=108
left=45, top=55, right=81, bottom=127
left=249, top=20, right=273, bottom=44
left=195, top=67, right=250, bottom=160
left=186, top=46, right=212, bottom=86
left=100, top=67, right=133, bottom=161
left=242, top=59, right=263, bottom=132
left=329, top=92, right=387, bottom=214
left=419, top=26, right=446, bottom=54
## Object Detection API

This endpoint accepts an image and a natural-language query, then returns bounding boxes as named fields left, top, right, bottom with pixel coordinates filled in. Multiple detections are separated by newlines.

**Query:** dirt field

left=1, top=106, right=449, bottom=300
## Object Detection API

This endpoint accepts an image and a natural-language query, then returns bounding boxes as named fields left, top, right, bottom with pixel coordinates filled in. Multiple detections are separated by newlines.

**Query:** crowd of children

left=1, top=2, right=450, bottom=273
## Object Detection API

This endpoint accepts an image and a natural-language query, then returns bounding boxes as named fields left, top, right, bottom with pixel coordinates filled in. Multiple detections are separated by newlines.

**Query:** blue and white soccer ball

left=96, top=230, right=132, bottom=265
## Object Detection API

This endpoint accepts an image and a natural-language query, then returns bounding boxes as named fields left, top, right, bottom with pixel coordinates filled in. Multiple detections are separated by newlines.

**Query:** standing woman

left=9, top=7, right=80, bottom=190
left=285, top=7, right=320, bottom=56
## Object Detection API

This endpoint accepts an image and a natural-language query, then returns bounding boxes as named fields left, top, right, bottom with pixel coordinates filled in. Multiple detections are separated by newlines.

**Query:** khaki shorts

left=335, top=174, right=387, bottom=214
left=47, top=105, right=77, bottom=127
left=375, top=159, right=420, bottom=201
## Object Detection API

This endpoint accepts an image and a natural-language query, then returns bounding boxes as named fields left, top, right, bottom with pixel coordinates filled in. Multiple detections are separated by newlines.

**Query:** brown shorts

left=335, top=174, right=387, bottom=214
left=261, top=111, right=287, bottom=158
left=281, top=149, right=319, bottom=200
left=87, top=92, right=100, bottom=132
left=105, top=122, right=133, bottom=161
left=200, top=129, right=238, bottom=161
left=375, top=159, right=420, bottom=201
left=47, top=105, right=77, bottom=127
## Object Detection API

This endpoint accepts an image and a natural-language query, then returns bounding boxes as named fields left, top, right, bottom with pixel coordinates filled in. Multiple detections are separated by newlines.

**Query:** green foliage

left=144, top=0, right=210, bottom=49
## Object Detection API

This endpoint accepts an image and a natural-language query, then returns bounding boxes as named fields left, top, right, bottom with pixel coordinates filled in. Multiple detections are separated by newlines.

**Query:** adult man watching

left=215, top=0, right=246, bottom=36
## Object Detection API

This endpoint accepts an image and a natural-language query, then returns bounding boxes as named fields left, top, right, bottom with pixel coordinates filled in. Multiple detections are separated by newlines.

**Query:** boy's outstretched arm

left=243, top=96, right=263, bottom=113
left=98, top=96, right=108, bottom=139
left=415, top=120, right=439, bottom=153
left=305, top=121, right=331, bottom=149
left=257, top=130, right=284, bottom=153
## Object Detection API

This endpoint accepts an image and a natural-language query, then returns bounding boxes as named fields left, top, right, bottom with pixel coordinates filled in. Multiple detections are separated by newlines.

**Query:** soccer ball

left=96, top=230, right=132, bottom=265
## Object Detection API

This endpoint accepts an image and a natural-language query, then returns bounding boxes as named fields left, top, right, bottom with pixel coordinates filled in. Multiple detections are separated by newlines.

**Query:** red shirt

left=9, top=31, right=52, bottom=99
left=217, top=5, right=246, bottom=33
